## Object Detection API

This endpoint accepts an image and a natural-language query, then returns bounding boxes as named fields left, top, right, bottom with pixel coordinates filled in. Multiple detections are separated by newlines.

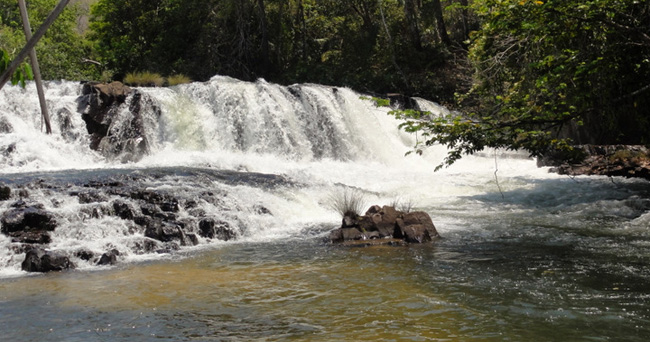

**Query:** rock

left=10, top=231, right=52, bottom=244
left=365, top=205, right=382, bottom=215
left=185, top=233, right=199, bottom=246
left=0, top=184, right=10, bottom=201
left=0, top=115, right=13, bottom=133
left=140, top=203, right=160, bottom=216
left=41, top=252, right=75, bottom=272
left=21, top=248, right=75, bottom=273
left=159, top=200, right=179, bottom=212
left=21, top=248, right=43, bottom=272
left=254, top=205, right=272, bottom=215
left=400, top=224, right=432, bottom=243
left=128, top=238, right=160, bottom=254
left=342, top=211, right=359, bottom=228
left=143, top=218, right=196, bottom=246
left=79, top=82, right=159, bottom=162
left=330, top=205, right=440, bottom=244
left=74, top=190, right=109, bottom=204
left=75, top=249, right=95, bottom=261
left=79, top=81, right=131, bottom=142
left=113, top=200, right=136, bottom=220
left=540, top=145, right=650, bottom=181
left=97, top=249, right=120, bottom=265
left=198, top=218, right=236, bottom=241
left=1, top=202, right=57, bottom=234
left=399, top=211, right=440, bottom=238
left=333, top=227, right=363, bottom=242
left=143, top=219, right=179, bottom=242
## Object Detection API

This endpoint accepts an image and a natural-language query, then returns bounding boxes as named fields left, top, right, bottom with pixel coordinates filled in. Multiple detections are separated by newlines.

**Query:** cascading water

left=1, top=77, right=649, bottom=341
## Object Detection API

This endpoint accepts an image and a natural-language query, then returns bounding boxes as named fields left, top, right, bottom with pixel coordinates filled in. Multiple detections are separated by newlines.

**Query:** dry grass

left=124, top=71, right=164, bottom=87
left=325, top=188, right=367, bottom=217
left=167, top=74, right=192, bottom=86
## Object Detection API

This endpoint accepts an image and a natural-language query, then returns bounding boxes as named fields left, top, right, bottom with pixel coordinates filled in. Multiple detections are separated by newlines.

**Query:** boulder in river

left=97, top=249, right=121, bottom=266
left=78, top=82, right=160, bottom=162
left=21, top=247, right=75, bottom=273
left=330, top=205, right=440, bottom=244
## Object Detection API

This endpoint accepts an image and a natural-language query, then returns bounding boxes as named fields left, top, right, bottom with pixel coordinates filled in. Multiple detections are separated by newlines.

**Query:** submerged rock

left=330, top=205, right=440, bottom=245
left=97, top=249, right=121, bottom=266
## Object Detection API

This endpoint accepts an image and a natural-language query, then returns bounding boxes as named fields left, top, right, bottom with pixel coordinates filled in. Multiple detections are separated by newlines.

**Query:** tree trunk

left=403, top=0, right=422, bottom=51
left=18, top=0, right=52, bottom=134
left=256, top=0, right=270, bottom=74
left=378, top=0, right=410, bottom=90
left=296, top=0, right=307, bottom=62
left=459, top=0, right=470, bottom=41
left=431, top=0, right=451, bottom=46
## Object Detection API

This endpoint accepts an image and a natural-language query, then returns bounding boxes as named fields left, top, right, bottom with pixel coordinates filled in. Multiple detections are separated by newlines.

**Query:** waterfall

left=0, top=76, right=549, bottom=276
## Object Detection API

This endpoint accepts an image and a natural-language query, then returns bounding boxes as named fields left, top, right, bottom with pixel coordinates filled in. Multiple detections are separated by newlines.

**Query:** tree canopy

left=392, top=0, right=650, bottom=168
left=0, top=0, right=96, bottom=80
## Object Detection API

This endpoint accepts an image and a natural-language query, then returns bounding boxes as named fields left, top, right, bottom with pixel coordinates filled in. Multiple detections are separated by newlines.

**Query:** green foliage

left=0, top=48, right=33, bottom=88
left=391, top=0, right=650, bottom=169
left=0, top=0, right=100, bottom=80
left=361, top=96, right=391, bottom=107
left=88, top=0, right=467, bottom=100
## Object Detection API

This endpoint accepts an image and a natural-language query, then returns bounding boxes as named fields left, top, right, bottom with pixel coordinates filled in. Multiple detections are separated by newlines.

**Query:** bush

left=325, top=188, right=367, bottom=218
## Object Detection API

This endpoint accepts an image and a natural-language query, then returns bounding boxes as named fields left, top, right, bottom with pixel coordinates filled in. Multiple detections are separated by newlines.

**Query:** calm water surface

left=2, top=227, right=649, bottom=341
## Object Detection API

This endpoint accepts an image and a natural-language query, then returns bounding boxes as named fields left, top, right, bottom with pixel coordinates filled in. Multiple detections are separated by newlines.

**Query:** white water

left=0, top=76, right=644, bottom=278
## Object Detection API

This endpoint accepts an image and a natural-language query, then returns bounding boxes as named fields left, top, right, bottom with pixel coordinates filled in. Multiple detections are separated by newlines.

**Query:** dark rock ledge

left=539, top=145, right=650, bottom=181
left=329, top=205, right=440, bottom=246
left=0, top=175, right=243, bottom=273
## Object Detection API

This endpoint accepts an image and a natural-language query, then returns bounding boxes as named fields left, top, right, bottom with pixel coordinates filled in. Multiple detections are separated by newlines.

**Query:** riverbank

left=540, top=145, right=650, bottom=181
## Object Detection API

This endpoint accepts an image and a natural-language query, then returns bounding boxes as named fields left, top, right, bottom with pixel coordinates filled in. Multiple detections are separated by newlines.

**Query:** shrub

left=325, top=188, right=366, bottom=218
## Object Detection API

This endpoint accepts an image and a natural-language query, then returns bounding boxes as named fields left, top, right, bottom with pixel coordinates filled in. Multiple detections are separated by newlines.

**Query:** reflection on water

left=2, top=233, right=650, bottom=342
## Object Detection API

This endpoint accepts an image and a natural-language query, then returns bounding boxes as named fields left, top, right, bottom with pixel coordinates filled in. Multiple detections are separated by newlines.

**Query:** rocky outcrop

left=330, top=205, right=440, bottom=245
left=1, top=201, right=57, bottom=244
left=0, top=168, right=289, bottom=272
left=78, top=81, right=161, bottom=163
left=540, top=145, right=650, bottom=180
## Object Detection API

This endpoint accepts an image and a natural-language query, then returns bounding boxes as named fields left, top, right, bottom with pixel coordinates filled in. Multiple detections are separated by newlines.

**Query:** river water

left=0, top=78, right=649, bottom=341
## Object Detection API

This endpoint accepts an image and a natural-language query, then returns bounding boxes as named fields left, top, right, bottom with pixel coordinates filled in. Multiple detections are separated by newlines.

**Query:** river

left=0, top=77, right=649, bottom=341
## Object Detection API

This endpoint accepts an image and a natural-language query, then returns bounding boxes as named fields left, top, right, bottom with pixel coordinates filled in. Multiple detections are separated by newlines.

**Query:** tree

left=0, top=0, right=97, bottom=80
left=391, top=0, right=650, bottom=169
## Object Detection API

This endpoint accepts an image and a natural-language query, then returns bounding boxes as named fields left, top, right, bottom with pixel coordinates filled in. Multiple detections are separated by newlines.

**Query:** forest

left=1, top=0, right=649, bottom=164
